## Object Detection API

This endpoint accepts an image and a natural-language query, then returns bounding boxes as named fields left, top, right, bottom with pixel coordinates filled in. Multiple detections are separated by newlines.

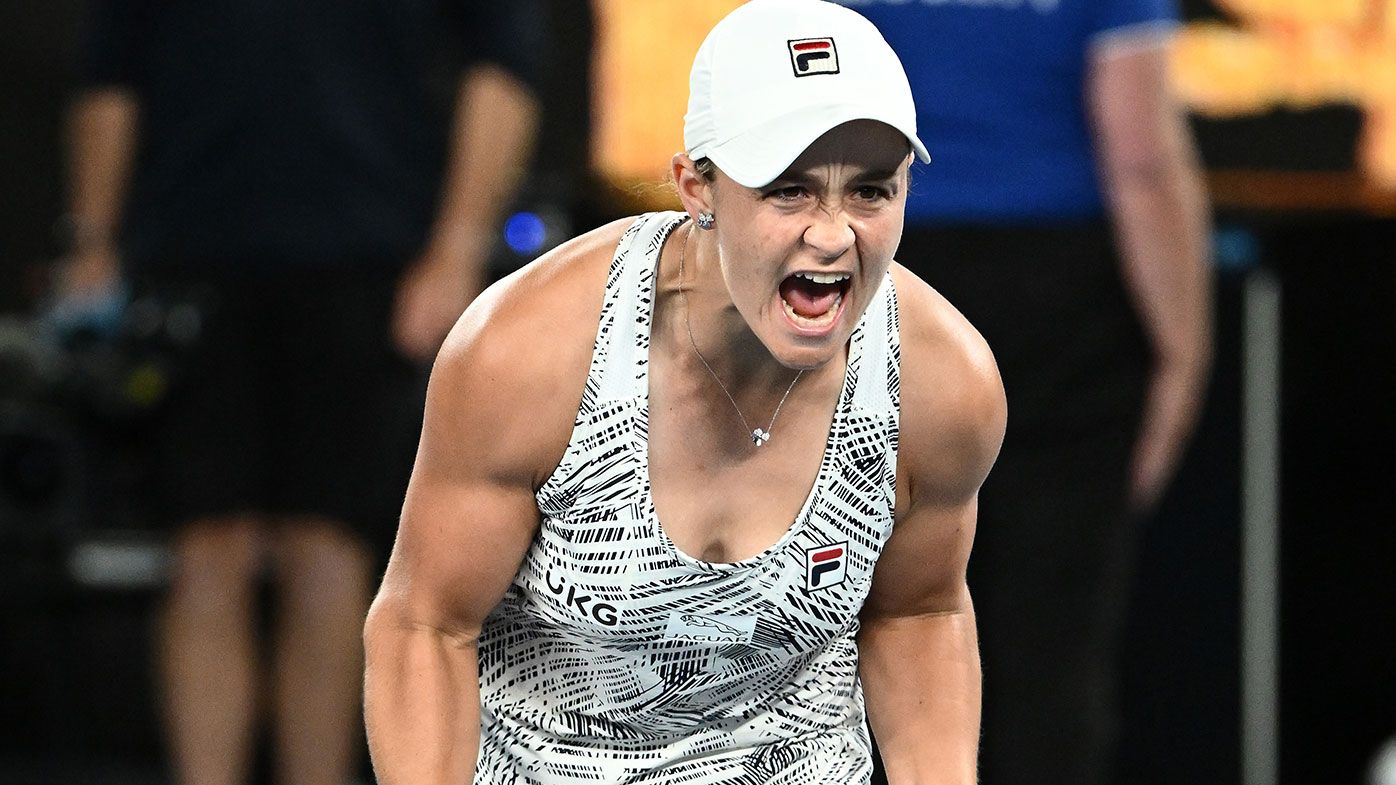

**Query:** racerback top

left=474, top=212, right=902, bottom=784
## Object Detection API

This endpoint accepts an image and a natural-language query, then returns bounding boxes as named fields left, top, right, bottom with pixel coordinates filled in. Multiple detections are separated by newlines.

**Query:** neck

left=660, top=222, right=788, bottom=388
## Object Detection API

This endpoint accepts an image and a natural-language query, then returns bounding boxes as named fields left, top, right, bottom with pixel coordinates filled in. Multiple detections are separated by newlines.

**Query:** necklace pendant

left=752, top=428, right=770, bottom=446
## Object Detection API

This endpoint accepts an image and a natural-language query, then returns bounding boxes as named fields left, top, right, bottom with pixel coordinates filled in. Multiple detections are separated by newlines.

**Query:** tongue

left=780, top=277, right=841, bottom=319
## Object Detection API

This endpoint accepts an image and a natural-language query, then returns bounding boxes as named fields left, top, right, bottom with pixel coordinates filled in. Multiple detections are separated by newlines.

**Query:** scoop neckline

left=635, top=214, right=859, bottom=572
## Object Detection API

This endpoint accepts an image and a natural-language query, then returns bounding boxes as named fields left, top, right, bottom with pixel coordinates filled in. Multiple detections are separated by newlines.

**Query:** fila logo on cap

left=788, top=37, right=840, bottom=77
left=805, top=542, right=848, bottom=591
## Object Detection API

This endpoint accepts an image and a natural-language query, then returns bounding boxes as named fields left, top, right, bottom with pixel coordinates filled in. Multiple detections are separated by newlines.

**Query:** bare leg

left=269, top=518, right=374, bottom=785
left=159, top=517, right=265, bottom=785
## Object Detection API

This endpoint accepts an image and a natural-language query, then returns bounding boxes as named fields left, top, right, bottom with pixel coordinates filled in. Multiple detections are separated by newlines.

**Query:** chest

left=514, top=509, right=886, bottom=676
left=522, top=374, right=898, bottom=665
left=646, top=405, right=833, bottom=565
left=644, top=352, right=849, bottom=564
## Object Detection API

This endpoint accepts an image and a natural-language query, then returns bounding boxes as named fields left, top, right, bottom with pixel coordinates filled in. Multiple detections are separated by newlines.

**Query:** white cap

left=684, top=0, right=931, bottom=189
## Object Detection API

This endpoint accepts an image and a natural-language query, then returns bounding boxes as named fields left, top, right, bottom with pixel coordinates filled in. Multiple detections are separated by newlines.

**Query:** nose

left=802, top=208, right=855, bottom=261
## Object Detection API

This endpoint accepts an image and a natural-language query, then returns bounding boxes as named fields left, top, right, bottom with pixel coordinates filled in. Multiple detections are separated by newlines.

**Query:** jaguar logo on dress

left=788, top=38, right=840, bottom=77
left=805, top=542, right=848, bottom=591
left=664, top=611, right=756, bottom=644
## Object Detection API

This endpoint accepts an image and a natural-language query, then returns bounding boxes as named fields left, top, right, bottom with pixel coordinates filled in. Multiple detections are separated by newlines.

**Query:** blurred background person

left=842, top=1, right=1212, bottom=784
left=54, top=2, right=541, bottom=784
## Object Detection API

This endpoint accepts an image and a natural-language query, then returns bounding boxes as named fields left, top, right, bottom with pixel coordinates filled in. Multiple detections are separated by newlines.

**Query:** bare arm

left=393, top=65, right=541, bottom=361
left=364, top=295, right=552, bottom=783
left=860, top=509, right=982, bottom=785
left=1088, top=35, right=1214, bottom=511
left=860, top=272, right=1007, bottom=785
left=366, top=220, right=625, bottom=784
left=431, top=65, right=541, bottom=271
left=61, top=88, right=139, bottom=296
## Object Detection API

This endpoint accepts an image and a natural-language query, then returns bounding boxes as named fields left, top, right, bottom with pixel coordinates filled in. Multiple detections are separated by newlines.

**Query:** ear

left=672, top=153, right=714, bottom=222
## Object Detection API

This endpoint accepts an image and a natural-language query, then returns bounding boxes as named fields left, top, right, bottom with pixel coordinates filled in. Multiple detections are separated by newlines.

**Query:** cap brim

left=700, top=104, right=931, bottom=189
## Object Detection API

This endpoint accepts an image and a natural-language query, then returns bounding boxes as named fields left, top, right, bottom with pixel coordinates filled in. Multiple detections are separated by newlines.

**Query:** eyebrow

left=853, top=167, right=902, bottom=182
left=767, top=166, right=903, bottom=186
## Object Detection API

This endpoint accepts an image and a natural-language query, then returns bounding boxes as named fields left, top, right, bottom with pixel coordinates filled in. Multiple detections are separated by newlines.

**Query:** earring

left=696, top=212, right=715, bottom=230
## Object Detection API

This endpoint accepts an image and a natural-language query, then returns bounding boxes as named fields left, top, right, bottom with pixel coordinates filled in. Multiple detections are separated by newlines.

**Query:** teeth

left=795, top=271, right=850, bottom=285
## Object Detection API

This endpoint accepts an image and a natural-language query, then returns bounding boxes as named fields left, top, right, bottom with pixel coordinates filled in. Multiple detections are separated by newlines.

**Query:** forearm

left=1104, top=117, right=1214, bottom=503
left=1104, top=115, right=1214, bottom=378
left=860, top=606, right=981, bottom=785
left=364, top=608, right=483, bottom=785
left=67, top=88, right=140, bottom=253
left=427, top=64, right=540, bottom=268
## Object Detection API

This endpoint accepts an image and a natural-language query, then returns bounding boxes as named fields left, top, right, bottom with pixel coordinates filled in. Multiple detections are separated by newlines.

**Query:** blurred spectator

left=845, top=1, right=1212, bottom=784
left=55, top=2, right=540, bottom=784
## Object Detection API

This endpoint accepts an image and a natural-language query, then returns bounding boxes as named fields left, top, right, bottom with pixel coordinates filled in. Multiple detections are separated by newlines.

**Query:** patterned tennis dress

left=474, top=212, right=902, bottom=784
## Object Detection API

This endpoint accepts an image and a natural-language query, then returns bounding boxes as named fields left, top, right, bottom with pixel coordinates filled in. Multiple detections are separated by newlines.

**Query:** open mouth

left=778, top=271, right=851, bottom=332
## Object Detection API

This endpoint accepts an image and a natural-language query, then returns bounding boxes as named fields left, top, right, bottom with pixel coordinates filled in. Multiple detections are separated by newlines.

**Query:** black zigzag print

left=475, top=212, right=903, bottom=784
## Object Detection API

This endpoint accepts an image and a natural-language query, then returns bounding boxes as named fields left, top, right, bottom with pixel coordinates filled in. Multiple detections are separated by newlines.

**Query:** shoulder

left=424, top=217, right=638, bottom=487
left=890, top=263, right=1007, bottom=505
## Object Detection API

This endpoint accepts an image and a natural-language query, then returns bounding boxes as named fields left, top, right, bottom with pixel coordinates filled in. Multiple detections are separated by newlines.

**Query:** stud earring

left=696, top=212, right=715, bottom=230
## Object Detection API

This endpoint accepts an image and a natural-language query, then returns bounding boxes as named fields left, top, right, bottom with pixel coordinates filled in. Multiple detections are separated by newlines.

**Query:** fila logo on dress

left=788, top=37, right=840, bottom=77
left=805, top=542, right=848, bottom=591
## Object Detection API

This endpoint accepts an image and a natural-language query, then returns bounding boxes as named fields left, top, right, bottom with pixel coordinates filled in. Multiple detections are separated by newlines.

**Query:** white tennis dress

left=474, top=212, right=902, bottom=784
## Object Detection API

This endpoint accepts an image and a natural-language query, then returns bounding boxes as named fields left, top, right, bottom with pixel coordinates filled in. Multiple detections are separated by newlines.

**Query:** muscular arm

left=860, top=271, right=1006, bottom=785
left=365, top=221, right=625, bottom=784
left=364, top=299, right=545, bottom=782
left=1088, top=36, right=1214, bottom=511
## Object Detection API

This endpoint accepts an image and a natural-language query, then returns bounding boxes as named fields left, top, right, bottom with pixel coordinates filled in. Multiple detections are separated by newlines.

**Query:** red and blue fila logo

left=805, top=542, right=848, bottom=591
left=788, top=37, right=840, bottom=77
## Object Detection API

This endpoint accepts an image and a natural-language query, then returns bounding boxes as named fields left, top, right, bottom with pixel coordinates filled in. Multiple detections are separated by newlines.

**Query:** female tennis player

left=364, top=1, right=1005, bottom=782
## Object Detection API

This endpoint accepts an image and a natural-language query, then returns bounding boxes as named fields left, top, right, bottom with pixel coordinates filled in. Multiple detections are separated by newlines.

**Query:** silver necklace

left=677, top=221, right=803, bottom=447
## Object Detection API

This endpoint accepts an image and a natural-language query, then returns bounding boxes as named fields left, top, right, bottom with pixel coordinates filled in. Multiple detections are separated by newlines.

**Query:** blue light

left=1213, top=225, right=1260, bottom=274
left=504, top=211, right=548, bottom=256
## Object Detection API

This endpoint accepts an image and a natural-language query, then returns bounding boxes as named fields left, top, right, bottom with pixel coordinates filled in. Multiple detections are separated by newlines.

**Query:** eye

left=766, top=185, right=808, bottom=202
left=855, top=185, right=893, bottom=201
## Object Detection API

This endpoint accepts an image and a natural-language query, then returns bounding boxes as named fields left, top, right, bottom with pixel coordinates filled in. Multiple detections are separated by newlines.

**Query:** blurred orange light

left=592, top=1, right=745, bottom=194
left=1172, top=0, right=1396, bottom=189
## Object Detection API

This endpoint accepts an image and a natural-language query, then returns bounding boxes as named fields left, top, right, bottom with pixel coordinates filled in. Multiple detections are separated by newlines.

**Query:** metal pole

left=1241, top=268, right=1282, bottom=785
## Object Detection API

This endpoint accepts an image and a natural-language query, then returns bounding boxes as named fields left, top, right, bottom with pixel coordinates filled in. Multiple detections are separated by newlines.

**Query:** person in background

left=56, top=3, right=540, bottom=784
left=841, top=1, right=1213, bottom=783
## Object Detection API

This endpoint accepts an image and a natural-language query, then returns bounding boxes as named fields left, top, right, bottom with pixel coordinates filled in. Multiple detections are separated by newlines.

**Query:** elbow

left=362, top=594, right=419, bottom=654
left=1101, top=130, right=1206, bottom=202
left=362, top=595, right=396, bottom=657
left=1102, top=151, right=1187, bottom=196
left=363, top=594, right=482, bottom=657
